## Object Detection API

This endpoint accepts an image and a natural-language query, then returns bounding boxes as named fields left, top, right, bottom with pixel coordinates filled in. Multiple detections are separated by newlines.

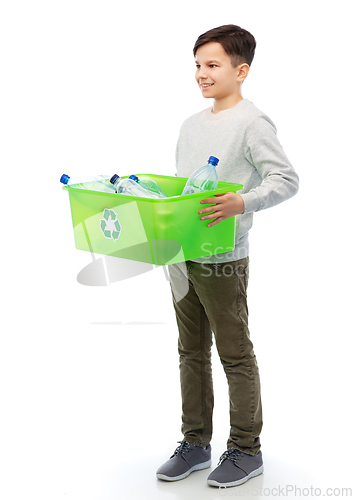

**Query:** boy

left=156, top=25, right=299, bottom=488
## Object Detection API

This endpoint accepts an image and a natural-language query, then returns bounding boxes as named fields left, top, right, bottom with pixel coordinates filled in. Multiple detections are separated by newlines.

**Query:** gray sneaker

left=156, top=441, right=212, bottom=481
left=207, top=448, right=263, bottom=488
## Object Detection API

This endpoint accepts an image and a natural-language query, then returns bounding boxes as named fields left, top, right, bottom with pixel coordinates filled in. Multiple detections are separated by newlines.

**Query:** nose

left=196, top=66, right=208, bottom=82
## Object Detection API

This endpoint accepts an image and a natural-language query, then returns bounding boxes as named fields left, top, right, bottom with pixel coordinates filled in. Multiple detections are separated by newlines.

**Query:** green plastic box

left=63, top=174, right=243, bottom=265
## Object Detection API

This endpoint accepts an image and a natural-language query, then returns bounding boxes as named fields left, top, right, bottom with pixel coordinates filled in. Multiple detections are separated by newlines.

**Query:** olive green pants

left=169, top=257, right=262, bottom=455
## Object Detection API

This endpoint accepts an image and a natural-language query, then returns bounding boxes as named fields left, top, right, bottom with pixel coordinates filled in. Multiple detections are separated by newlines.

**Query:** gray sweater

left=175, top=98, right=299, bottom=263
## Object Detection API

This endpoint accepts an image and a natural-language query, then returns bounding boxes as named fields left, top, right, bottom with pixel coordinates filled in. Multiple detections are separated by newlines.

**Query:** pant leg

left=169, top=261, right=214, bottom=448
left=189, top=257, right=262, bottom=455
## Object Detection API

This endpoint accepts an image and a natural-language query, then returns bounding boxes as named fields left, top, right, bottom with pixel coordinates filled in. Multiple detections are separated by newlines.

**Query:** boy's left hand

left=198, top=192, right=245, bottom=227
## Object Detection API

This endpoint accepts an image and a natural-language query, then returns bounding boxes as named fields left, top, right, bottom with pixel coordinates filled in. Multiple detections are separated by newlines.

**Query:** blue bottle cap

left=208, top=156, right=219, bottom=166
left=129, top=175, right=139, bottom=182
left=110, top=174, right=121, bottom=185
left=60, top=174, right=70, bottom=184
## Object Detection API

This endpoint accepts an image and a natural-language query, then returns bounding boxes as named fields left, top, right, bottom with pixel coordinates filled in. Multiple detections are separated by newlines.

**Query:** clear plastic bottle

left=109, top=174, right=162, bottom=199
left=60, top=174, right=116, bottom=193
left=129, top=175, right=167, bottom=198
left=181, top=156, right=219, bottom=195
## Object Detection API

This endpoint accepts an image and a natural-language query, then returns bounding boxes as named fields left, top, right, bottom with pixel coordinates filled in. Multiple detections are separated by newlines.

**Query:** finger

left=198, top=201, right=223, bottom=215
left=200, top=210, right=222, bottom=220
left=206, top=216, right=225, bottom=227
left=200, top=209, right=218, bottom=217
left=200, top=197, right=221, bottom=205
left=198, top=204, right=224, bottom=215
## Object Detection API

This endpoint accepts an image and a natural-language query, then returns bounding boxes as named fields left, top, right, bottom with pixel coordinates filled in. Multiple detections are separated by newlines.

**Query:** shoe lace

left=218, top=448, right=242, bottom=465
left=171, top=441, right=194, bottom=458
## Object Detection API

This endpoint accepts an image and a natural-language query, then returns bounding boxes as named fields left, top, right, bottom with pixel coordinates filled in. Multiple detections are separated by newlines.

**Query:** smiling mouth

left=200, top=83, right=214, bottom=89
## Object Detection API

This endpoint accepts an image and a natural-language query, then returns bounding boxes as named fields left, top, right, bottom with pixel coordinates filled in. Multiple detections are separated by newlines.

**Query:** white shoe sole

left=207, top=464, right=264, bottom=488
left=156, top=458, right=212, bottom=481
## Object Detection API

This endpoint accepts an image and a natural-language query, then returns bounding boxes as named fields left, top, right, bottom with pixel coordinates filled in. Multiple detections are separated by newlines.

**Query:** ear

left=237, top=63, right=250, bottom=83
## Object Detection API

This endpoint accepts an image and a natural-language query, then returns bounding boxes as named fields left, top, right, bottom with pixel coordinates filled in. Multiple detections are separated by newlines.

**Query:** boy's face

left=195, top=42, right=245, bottom=102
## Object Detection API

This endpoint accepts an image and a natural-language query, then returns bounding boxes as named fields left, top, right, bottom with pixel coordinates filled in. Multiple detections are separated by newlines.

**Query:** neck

left=212, top=94, right=244, bottom=114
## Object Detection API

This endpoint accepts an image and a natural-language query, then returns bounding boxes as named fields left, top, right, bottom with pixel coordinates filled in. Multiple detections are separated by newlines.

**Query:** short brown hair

left=193, top=24, right=256, bottom=68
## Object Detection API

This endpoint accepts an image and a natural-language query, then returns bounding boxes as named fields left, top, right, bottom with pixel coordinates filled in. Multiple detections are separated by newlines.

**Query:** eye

left=195, top=64, right=200, bottom=69
left=209, top=64, right=217, bottom=68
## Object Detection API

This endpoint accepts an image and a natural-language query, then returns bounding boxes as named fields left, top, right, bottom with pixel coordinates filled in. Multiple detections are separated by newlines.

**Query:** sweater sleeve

left=241, top=115, right=299, bottom=214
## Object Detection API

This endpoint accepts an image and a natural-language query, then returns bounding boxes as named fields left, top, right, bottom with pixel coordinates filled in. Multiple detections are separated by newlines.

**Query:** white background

left=1, top=0, right=352, bottom=499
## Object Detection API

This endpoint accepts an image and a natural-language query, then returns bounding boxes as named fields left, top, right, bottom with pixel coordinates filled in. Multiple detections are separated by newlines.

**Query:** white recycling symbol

left=99, top=209, right=121, bottom=242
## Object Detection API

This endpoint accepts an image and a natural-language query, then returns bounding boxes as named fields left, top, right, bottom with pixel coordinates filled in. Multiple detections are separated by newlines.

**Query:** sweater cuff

left=241, top=191, right=261, bottom=214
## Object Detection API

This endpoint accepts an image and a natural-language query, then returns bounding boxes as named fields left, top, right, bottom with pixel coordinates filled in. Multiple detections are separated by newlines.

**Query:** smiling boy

left=195, top=40, right=248, bottom=224
left=156, top=25, right=299, bottom=488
